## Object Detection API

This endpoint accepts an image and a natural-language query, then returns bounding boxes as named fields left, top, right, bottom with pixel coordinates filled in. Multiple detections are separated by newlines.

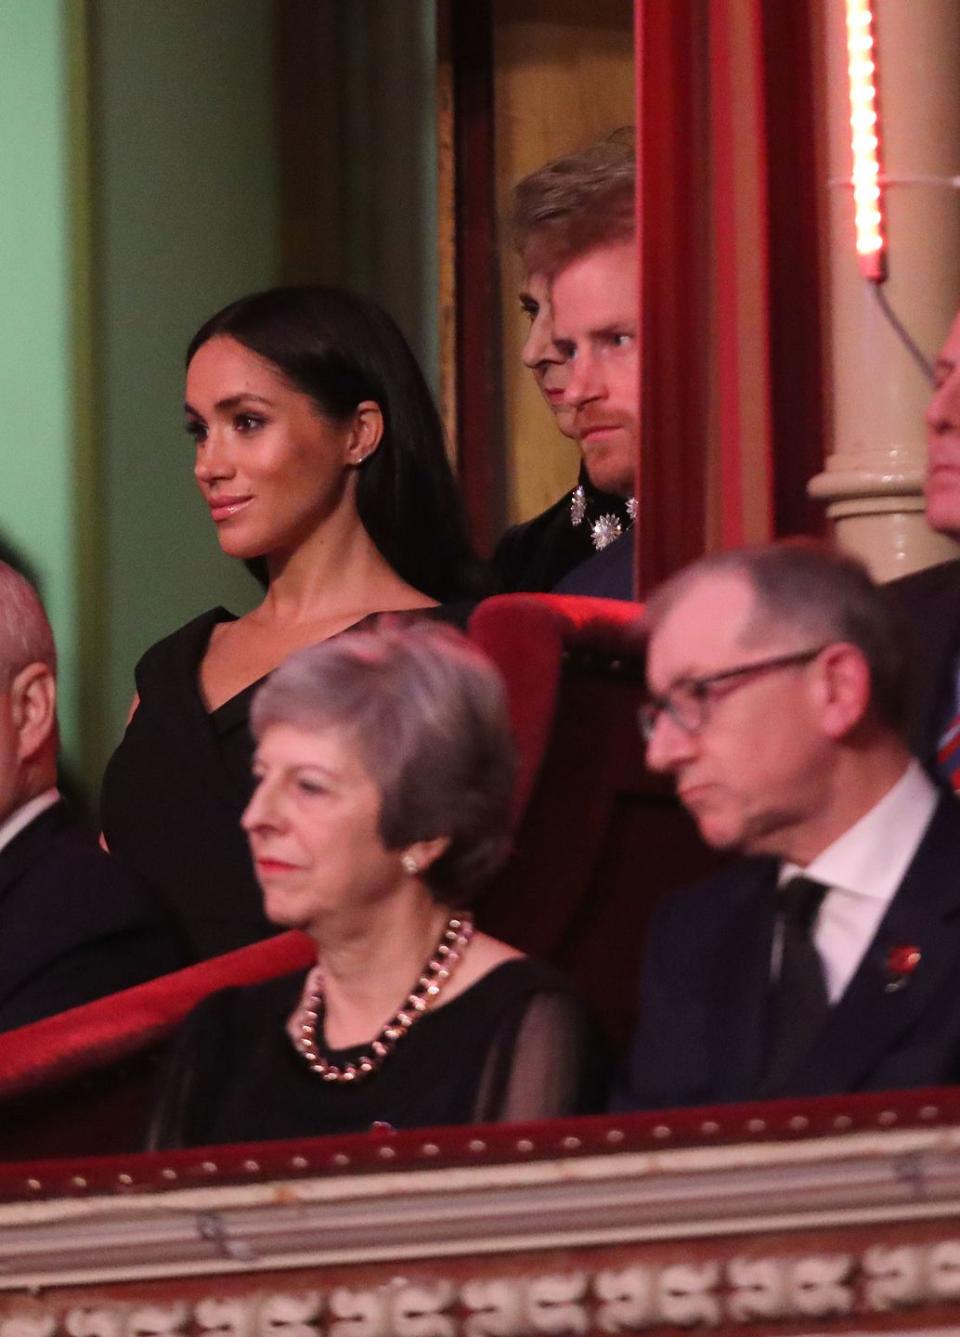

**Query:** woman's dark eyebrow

left=184, top=393, right=274, bottom=416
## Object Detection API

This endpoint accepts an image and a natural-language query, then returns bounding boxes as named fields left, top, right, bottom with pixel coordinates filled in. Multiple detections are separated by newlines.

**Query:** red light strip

left=845, top=0, right=885, bottom=281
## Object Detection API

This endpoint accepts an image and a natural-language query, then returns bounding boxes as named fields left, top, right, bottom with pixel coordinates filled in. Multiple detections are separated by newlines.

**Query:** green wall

left=91, top=0, right=277, bottom=782
left=340, top=0, right=439, bottom=389
left=0, top=0, right=78, bottom=754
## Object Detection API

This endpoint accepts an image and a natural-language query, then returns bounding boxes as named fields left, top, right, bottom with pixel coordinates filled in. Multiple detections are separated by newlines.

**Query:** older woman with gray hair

left=150, top=621, right=598, bottom=1146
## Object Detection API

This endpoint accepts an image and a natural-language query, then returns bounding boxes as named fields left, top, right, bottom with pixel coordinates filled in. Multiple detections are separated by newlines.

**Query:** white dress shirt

left=0, top=788, right=60, bottom=858
left=779, top=760, right=938, bottom=1003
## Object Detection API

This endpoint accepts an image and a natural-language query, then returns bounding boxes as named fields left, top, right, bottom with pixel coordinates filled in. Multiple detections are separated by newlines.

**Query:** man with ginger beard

left=493, top=139, right=637, bottom=598
left=884, top=310, right=960, bottom=783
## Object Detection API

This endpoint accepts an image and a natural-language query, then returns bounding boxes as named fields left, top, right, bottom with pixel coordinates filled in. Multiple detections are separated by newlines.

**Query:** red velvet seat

left=469, top=595, right=719, bottom=1050
left=0, top=933, right=315, bottom=1157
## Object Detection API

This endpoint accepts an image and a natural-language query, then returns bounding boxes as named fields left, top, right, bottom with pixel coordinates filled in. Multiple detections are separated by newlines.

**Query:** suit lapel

left=708, top=860, right=778, bottom=1101
left=793, top=795, right=960, bottom=1095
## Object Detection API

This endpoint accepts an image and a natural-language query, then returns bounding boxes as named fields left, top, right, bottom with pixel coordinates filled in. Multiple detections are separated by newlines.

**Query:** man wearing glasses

left=618, top=541, right=960, bottom=1110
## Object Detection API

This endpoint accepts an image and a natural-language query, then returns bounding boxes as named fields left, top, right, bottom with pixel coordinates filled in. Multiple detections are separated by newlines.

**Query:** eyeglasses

left=638, top=647, right=828, bottom=742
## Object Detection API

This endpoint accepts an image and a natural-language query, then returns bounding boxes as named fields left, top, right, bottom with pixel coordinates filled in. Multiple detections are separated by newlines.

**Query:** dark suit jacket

left=553, top=531, right=635, bottom=600
left=0, top=801, right=184, bottom=1033
left=492, top=471, right=635, bottom=594
left=618, top=793, right=960, bottom=1109
left=884, top=557, right=960, bottom=766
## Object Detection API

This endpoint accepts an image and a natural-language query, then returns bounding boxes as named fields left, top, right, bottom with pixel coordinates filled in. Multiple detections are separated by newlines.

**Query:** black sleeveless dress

left=100, top=605, right=474, bottom=961
left=101, top=609, right=268, bottom=961
left=147, top=958, right=604, bottom=1147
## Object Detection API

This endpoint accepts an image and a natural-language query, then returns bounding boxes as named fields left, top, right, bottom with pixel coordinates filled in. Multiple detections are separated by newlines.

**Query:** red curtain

left=635, top=0, right=825, bottom=596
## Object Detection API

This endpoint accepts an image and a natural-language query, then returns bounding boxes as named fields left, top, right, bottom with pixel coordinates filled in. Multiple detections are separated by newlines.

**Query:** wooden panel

left=274, top=0, right=345, bottom=285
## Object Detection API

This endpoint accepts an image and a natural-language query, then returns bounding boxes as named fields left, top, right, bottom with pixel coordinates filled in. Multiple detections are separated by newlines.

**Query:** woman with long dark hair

left=101, top=287, right=485, bottom=960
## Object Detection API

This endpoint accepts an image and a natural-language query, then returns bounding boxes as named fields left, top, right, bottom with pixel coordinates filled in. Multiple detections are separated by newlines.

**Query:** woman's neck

left=261, top=507, right=433, bottom=624
left=312, top=892, right=453, bottom=1050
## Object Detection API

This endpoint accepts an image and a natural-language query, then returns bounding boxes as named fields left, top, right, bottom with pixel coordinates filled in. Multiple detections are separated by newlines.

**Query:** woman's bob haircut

left=187, top=285, right=486, bottom=601
left=250, top=620, right=517, bottom=899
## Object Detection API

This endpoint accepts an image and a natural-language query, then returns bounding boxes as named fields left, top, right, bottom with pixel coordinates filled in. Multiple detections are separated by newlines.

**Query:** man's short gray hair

left=0, top=562, right=56, bottom=690
left=645, top=541, right=910, bottom=736
left=250, top=620, right=517, bottom=899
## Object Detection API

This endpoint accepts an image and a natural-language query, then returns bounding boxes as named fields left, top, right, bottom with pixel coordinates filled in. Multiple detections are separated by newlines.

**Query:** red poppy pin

left=885, top=944, right=921, bottom=993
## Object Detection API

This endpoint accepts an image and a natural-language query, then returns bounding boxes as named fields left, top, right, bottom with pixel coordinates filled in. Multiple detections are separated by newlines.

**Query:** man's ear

left=345, top=401, right=385, bottom=467
left=815, top=643, right=872, bottom=739
left=10, top=663, right=57, bottom=763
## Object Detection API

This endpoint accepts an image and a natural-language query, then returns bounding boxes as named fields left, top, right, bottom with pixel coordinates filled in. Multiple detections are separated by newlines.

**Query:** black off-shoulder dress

left=101, top=606, right=475, bottom=962
left=148, top=957, right=603, bottom=1147
left=101, top=609, right=269, bottom=961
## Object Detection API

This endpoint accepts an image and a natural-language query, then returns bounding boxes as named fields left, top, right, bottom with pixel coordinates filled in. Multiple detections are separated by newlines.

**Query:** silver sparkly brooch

left=591, top=514, right=623, bottom=551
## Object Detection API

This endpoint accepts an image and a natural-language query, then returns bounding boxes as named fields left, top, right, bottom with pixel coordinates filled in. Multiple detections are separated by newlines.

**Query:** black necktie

left=758, top=875, right=830, bottom=1097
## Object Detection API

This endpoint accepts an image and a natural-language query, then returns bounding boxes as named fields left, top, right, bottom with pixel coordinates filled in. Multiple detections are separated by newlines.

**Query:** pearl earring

left=401, top=853, right=420, bottom=876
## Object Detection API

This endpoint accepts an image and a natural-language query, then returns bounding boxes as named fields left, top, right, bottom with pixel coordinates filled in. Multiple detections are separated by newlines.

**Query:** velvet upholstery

left=470, top=595, right=720, bottom=1050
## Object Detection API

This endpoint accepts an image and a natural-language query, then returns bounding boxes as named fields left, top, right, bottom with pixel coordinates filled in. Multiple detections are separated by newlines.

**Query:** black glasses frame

left=638, top=646, right=828, bottom=742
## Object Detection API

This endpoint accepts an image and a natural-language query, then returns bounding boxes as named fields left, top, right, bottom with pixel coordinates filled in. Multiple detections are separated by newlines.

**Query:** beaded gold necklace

left=291, top=912, right=475, bottom=1083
